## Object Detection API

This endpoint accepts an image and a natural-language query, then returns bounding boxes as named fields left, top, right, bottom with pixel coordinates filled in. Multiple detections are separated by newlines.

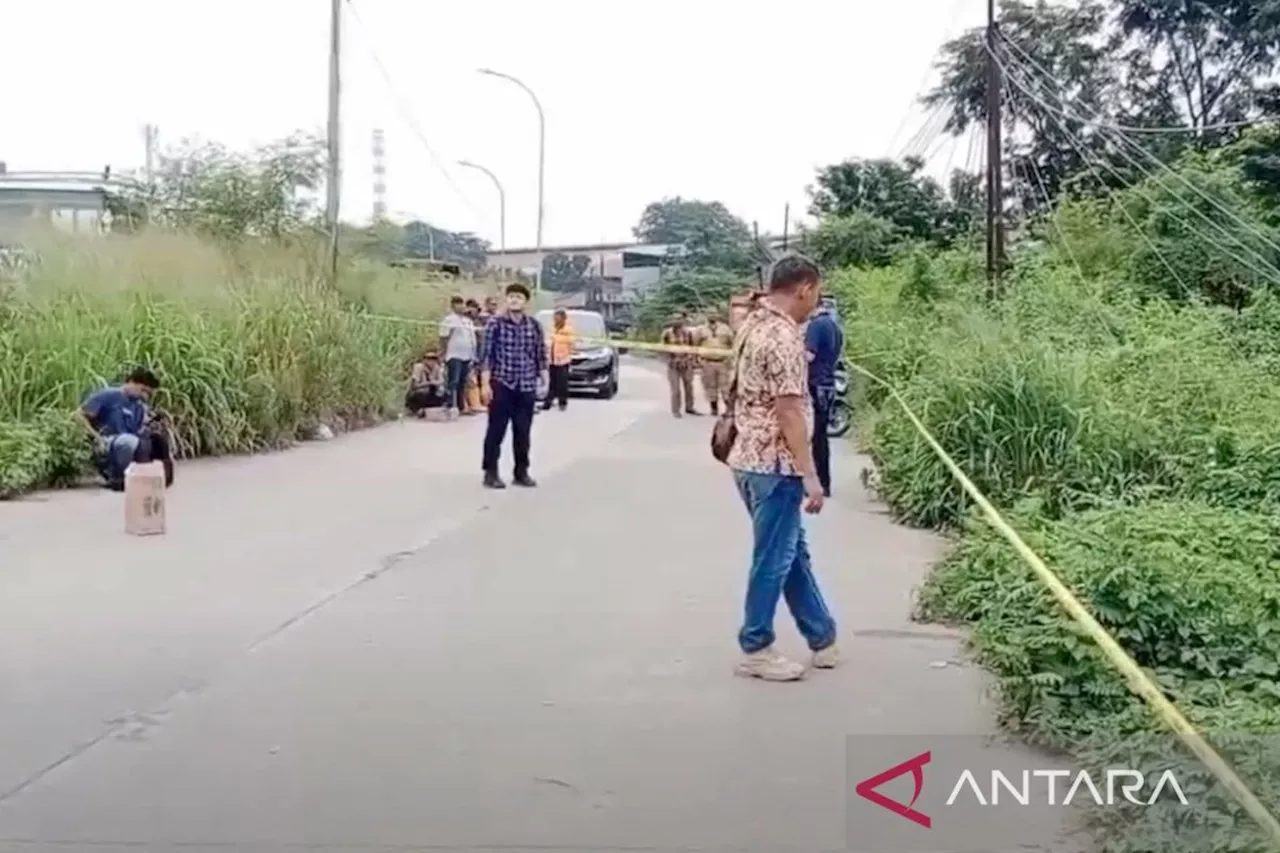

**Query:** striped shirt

left=481, top=313, right=547, bottom=392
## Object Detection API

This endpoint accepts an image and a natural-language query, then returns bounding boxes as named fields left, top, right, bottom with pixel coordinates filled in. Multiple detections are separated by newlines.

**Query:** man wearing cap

left=479, top=282, right=548, bottom=489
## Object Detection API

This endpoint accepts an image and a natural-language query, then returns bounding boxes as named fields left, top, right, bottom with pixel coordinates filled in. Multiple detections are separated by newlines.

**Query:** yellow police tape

left=371, top=309, right=1280, bottom=843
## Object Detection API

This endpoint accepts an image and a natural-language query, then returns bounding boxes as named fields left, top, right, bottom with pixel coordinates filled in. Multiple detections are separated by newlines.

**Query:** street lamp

left=477, top=67, right=545, bottom=293
left=457, top=159, right=506, bottom=255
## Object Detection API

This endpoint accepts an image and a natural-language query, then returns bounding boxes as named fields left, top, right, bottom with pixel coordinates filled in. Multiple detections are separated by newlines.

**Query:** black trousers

left=810, top=385, right=833, bottom=496
left=483, top=382, right=536, bottom=476
left=98, top=428, right=174, bottom=487
left=543, top=364, right=570, bottom=409
left=405, top=386, right=445, bottom=414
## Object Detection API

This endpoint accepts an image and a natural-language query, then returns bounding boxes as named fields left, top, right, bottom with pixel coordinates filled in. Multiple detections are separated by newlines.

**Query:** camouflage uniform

left=698, top=320, right=736, bottom=415
left=661, top=324, right=698, bottom=417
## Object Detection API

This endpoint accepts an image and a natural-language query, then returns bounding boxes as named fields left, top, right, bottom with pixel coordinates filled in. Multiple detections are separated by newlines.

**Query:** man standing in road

left=697, top=311, right=735, bottom=416
left=726, top=254, right=838, bottom=682
left=479, top=282, right=548, bottom=489
left=805, top=296, right=843, bottom=497
left=660, top=311, right=700, bottom=417
left=439, top=296, right=477, bottom=416
left=543, top=308, right=574, bottom=412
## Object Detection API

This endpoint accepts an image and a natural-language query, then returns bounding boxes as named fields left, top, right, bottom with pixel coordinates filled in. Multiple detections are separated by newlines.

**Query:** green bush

left=839, top=171, right=1280, bottom=849
left=0, top=230, right=445, bottom=496
left=919, top=500, right=1280, bottom=853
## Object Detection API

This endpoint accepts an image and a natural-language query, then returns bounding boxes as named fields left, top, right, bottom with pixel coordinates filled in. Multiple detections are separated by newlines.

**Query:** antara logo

left=855, top=751, right=1189, bottom=829
left=855, top=751, right=933, bottom=828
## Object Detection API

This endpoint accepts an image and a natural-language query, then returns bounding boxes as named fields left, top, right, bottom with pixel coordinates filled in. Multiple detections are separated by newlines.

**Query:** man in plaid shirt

left=479, top=282, right=548, bottom=489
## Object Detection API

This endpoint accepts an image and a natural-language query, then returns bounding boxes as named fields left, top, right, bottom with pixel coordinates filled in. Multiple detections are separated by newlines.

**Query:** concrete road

left=0, top=362, right=1081, bottom=852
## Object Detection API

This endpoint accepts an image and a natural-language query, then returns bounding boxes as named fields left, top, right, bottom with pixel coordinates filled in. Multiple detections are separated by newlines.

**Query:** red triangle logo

left=854, top=750, right=932, bottom=829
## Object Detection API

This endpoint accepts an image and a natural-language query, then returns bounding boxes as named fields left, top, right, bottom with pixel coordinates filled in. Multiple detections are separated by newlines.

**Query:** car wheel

left=600, top=377, right=618, bottom=399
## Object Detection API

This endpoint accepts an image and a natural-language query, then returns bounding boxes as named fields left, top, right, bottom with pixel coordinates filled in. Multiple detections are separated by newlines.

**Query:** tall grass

left=836, top=236, right=1280, bottom=852
left=0, top=228, right=451, bottom=496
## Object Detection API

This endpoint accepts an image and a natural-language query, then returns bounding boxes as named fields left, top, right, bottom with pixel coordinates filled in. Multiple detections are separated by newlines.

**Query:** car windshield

left=536, top=310, right=607, bottom=343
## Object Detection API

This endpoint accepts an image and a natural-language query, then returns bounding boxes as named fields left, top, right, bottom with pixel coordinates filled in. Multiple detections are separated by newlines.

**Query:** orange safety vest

left=550, top=322, right=574, bottom=366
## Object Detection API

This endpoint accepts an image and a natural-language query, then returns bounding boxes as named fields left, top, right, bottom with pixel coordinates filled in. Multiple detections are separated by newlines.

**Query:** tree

left=633, top=197, right=755, bottom=271
left=923, top=0, right=1118, bottom=207
left=801, top=211, right=900, bottom=269
left=400, top=221, right=488, bottom=271
left=144, top=132, right=327, bottom=240
left=633, top=267, right=744, bottom=332
left=923, top=0, right=1280, bottom=216
left=341, top=220, right=489, bottom=271
left=808, top=156, right=955, bottom=244
left=541, top=252, right=592, bottom=291
left=1223, top=125, right=1280, bottom=219
left=1111, top=0, right=1280, bottom=141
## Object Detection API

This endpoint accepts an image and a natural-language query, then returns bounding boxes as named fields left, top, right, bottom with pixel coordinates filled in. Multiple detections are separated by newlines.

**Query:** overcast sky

left=3, top=0, right=986, bottom=249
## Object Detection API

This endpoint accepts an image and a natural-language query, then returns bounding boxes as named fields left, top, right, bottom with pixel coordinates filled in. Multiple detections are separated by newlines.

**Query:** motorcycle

left=827, top=359, right=852, bottom=438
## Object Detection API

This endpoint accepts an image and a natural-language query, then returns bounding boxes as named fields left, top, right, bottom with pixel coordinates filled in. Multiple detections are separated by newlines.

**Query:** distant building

left=486, top=241, right=668, bottom=281
left=552, top=276, right=633, bottom=322
left=0, top=169, right=144, bottom=235
left=486, top=234, right=796, bottom=297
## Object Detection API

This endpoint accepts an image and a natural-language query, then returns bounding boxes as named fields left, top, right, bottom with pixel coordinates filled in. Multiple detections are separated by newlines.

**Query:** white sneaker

left=735, top=646, right=806, bottom=681
left=811, top=645, right=841, bottom=669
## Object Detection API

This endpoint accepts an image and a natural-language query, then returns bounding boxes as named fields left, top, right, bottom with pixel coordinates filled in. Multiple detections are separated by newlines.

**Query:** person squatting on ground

left=480, top=282, right=548, bottom=489
left=405, top=351, right=448, bottom=417
left=804, top=297, right=843, bottom=498
left=81, top=366, right=174, bottom=492
left=724, top=254, right=838, bottom=681
left=661, top=311, right=700, bottom=417
left=543, top=307, right=574, bottom=412
left=697, top=311, right=735, bottom=416
left=439, top=295, right=478, bottom=416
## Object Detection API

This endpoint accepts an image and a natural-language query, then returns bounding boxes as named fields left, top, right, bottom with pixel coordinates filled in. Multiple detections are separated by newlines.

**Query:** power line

left=342, top=0, right=484, bottom=226
left=994, top=42, right=1280, bottom=292
left=997, top=35, right=1280, bottom=280
left=884, top=0, right=979, bottom=156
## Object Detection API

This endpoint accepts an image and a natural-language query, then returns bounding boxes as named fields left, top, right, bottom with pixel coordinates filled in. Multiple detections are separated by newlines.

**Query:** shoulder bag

left=709, top=319, right=753, bottom=465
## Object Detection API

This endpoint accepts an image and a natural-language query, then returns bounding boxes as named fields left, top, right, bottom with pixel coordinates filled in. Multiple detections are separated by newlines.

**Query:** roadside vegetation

left=804, top=2, right=1280, bottom=850
left=10, top=2, right=1280, bottom=844
left=0, top=133, right=479, bottom=497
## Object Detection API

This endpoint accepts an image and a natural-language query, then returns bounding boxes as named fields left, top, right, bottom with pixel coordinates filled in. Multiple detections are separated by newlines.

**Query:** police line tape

left=364, top=309, right=1280, bottom=844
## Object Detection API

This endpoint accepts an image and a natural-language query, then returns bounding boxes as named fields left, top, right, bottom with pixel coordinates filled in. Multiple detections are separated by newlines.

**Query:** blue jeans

left=104, top=433, right=140, bottom=481
left=733, top=470, right=837, bottom=654
left=445, top=358, right=470, bottom=410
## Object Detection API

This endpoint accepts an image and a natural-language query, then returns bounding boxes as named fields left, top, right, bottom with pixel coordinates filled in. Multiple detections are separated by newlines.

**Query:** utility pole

left=753, top=221, right=764, bottom=287
left=371, top=128, right=387, bottom=222
left=782, top=203, right=790, bottom=251
left=324, top=0, right=343, bottom=287
left=457, top=159, right=506, bottom=253
left=142, top=124, right=158, bottom=188
left=476, top=69, right=545, bottom=293
left=985, top=0, right=1005, bottom=298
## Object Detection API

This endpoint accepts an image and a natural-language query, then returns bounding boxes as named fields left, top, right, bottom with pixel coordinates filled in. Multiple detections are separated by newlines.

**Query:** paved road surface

left=0, top=362, right=1080, bottom=852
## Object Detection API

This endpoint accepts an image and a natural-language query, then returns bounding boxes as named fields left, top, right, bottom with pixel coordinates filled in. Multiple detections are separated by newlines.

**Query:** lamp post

left=477, top=67, right=544, bottom=292
left=457, top=159, right=506, bottom=255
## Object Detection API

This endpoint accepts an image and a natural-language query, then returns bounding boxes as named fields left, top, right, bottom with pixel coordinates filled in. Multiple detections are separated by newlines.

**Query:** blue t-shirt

left=82, top=386, right=147, bottom=436
left=805, top=310, right=843, bottom=388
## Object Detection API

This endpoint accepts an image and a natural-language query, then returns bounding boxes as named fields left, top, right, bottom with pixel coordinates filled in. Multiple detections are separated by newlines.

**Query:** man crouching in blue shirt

left=81, top=366, right=171, bottom=492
